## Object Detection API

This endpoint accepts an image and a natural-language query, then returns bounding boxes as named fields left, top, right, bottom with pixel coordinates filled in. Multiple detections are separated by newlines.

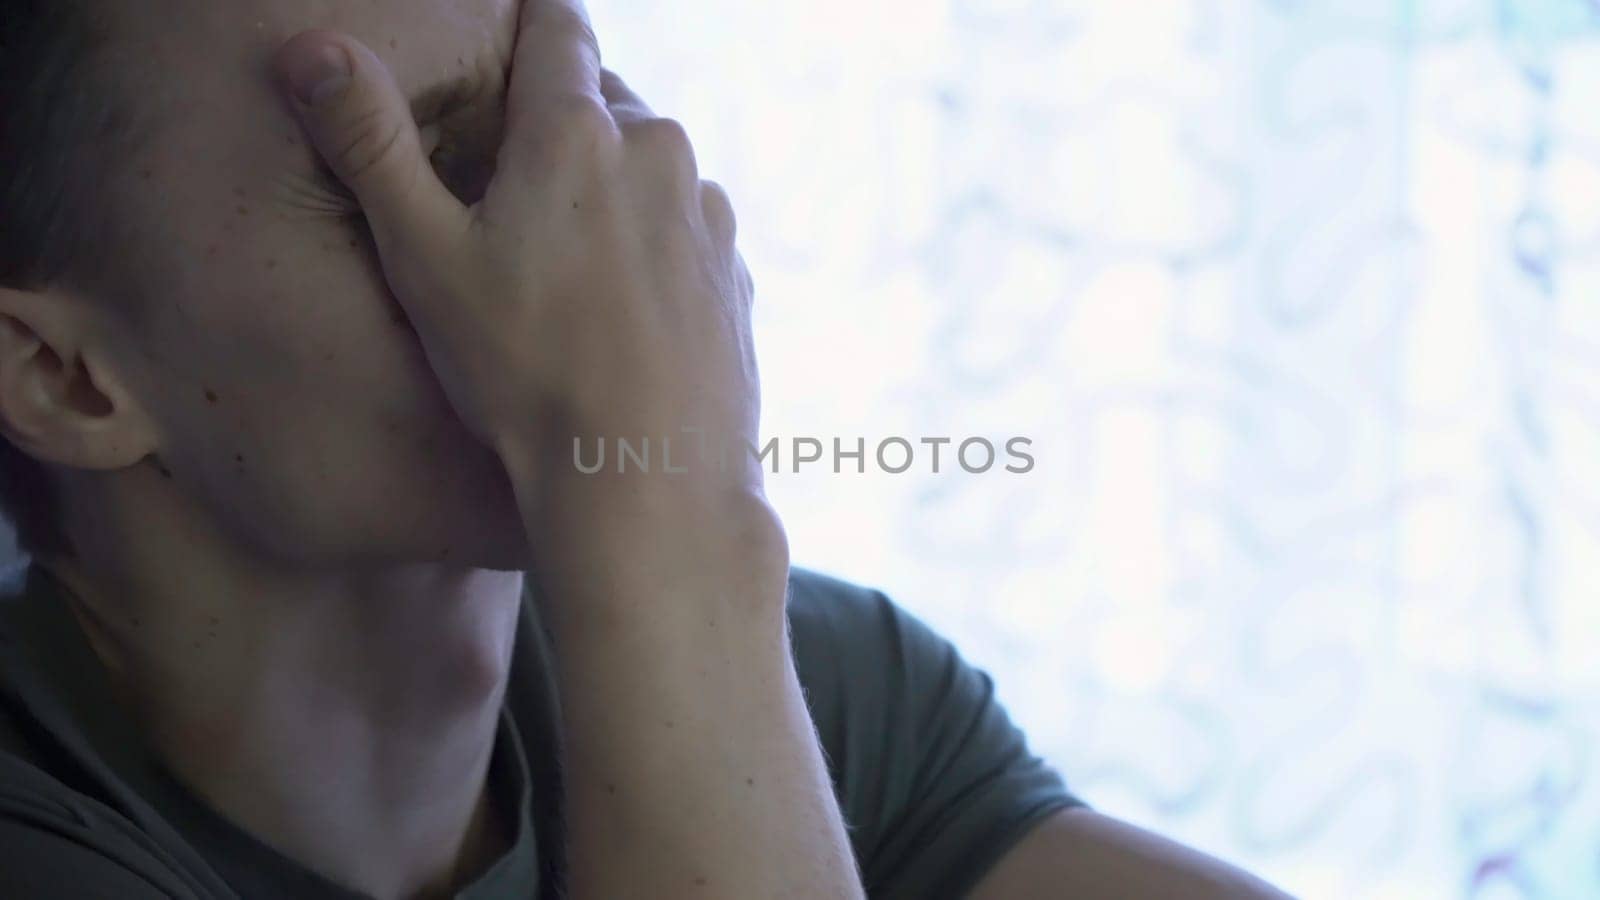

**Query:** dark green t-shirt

left=0, top=562, right=1081, bottom=899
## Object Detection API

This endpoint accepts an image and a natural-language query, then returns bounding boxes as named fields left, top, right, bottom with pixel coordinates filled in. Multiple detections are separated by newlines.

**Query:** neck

left=44, top=487, right=525, bottom=899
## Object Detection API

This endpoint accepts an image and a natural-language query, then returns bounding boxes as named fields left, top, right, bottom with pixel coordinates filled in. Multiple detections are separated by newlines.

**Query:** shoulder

left=0, top=565, right=225, bottom=897
left=783, top=566, right=967, bottom=706
left=785, top=565, right=885, bottom=614
left=0, top=752, right=191, bottom=898
left=784, top=566, right=901, bottom=647
left=782, top=567, right=928, bottom=708
left=781, top=567, right=1083, bottom=899
left=781, top=566, right=942, bottom=761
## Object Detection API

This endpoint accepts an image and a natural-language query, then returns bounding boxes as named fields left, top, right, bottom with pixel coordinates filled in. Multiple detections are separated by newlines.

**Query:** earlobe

left=0, top=286, right=160, bottom=472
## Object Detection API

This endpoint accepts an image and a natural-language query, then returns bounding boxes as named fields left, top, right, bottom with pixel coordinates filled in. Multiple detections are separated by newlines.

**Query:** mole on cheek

left=204, top=388, right=219, bottom=404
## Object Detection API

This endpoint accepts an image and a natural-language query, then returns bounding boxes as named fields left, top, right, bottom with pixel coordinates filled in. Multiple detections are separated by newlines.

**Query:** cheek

left=114, top=238, right=516, bottom=558
left=162, top=225, right=416, bottom=379
left=197, top=385, right=517, bottom=563
left=128, top=227, right=457, bottom=485
left=133, top=163, right=421, bottom=380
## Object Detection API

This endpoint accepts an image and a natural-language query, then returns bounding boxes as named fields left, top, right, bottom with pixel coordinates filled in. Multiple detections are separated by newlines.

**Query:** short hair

left=0, top=0, right=143, bottom=562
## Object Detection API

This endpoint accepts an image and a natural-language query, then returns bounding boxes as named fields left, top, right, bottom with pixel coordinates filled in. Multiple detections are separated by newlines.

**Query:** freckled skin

left=79, top=0, right=527, bottom=568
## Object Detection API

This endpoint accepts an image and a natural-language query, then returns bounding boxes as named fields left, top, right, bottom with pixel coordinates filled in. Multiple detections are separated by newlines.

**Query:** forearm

left=504, top=450, right=862, bottom=899
left=971, top=808, right=1293, bottom=900
left=547, top=592, right=861, bottom=900
left=277, top=11, right=848, bottom=894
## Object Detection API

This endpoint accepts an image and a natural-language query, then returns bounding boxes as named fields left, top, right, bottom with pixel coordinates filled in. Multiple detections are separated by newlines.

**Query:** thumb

left=274, top=31, right=467, bottom=273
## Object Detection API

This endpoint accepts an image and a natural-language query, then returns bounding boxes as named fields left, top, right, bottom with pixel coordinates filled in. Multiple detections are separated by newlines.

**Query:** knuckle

left=599, top=67, right=623, bottom=95
left=547, top=4, right=602, bottom=61
left=738, top=254, right=755, bottom=298
left=700, top=180, right=736, bottom=236
left=700, top=178, right=731, bottom=208
left=335, top=106, right=405, bottom=184
left=628, top=117, right=697, bottom=171
left=550, top=95, right=620, bottom=156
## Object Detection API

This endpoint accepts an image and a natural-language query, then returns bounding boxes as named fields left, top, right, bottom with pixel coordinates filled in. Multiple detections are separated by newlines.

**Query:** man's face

left=92, top=0, right=529, bottom=569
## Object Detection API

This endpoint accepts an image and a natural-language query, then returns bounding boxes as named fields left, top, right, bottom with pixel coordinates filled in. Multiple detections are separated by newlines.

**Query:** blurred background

left=584, top=0, right=1600, bottom=897
left=0, top=0, right=1589, bottom=896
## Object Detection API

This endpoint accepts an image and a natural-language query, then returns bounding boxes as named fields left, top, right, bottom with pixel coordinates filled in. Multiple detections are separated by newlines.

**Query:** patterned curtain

left=606, top=1, right=1597, bottom=896
left=595, top=0, right=1600, bottom=890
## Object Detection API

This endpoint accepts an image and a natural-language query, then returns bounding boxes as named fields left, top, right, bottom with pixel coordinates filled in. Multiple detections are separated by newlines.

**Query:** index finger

left=503, top=0, right=615, bottom=163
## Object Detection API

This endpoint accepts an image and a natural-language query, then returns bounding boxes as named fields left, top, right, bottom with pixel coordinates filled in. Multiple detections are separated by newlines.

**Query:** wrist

left=533, top=528, right=792, bottom=645
left=496, top=429, right=793, bottom=634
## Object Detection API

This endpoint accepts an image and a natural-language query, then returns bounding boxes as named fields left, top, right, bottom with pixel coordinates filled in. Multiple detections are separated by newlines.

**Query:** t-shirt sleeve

left=786, top=569, right=1086, bottom=900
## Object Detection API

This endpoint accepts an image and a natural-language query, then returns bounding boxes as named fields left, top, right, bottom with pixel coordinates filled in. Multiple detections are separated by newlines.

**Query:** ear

left=0, top=285, right=161, bottom=471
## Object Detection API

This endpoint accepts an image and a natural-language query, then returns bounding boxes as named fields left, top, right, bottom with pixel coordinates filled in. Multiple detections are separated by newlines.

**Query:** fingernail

left=287, top=43, right=353, bottom=107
